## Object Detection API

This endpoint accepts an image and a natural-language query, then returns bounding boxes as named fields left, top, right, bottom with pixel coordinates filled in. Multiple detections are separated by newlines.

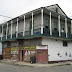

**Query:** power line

left=0, top=15, right=12, bottom=18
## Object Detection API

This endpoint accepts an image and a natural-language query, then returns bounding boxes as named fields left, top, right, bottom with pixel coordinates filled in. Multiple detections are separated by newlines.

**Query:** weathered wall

left=42, top=37, right=72, bottom=61
left=11, top=41, right=18, bottom=47
left=24, top=38, right=42, bottom=47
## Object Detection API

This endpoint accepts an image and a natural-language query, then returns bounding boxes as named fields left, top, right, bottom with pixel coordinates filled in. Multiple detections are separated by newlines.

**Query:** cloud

left=0, top=0, right=72, bottom=19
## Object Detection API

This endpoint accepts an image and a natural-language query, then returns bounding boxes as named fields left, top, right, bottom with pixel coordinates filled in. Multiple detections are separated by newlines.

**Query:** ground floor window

left=63, top=41, right=68, bottom=46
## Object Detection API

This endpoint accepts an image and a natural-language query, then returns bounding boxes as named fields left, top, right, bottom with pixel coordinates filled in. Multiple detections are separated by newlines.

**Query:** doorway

left=36, top=45, right=48, bottom=63
left=37, top=49, right=48, bottom=63
left=22, top=50, right=24, bottom=61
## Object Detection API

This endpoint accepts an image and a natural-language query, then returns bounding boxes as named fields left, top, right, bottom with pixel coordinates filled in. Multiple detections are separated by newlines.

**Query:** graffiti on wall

left=5, top=48, right=11, bottom=59
left=24, top=46, right=36, bottom=61
left=11, top=47, right=19, bottom=59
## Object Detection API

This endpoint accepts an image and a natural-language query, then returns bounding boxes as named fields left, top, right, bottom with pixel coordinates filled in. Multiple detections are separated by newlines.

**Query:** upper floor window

left=63, top=41, right=68, bottom=46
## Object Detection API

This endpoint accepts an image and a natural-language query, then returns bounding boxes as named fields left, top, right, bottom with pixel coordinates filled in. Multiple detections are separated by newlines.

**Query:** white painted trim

left=65, top=18, right=67, bottom=38
left=1, top=25, right=3, bottom=40
left=11, top=20, right=13, bottom=39
left=41, top=9, right=43, bottom=34
left=16, top=18, right=18, bottom=37
left=71, top=20, right=72, bottom=34
left=50, top=12, right=52, bottom=35
left=23, top=15, right=25, bottom=36
left=31, top=12, right=33, bottom=35
left=36, top=45, right=48, bottom=49
left=6, top=23, right=8, bottom=40
left=58, top=15, right=61, bottom=37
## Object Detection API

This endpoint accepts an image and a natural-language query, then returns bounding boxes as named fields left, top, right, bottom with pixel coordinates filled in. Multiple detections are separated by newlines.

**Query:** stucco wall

left=11, top=41, right=18, bottom=47
left=42, top=37, right=72, bottom=61
left=24, top=38, right=42, bottom=47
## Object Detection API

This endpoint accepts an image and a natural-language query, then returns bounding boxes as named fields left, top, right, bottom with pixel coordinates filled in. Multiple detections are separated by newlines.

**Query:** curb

left=0, top=60, right=71, bottom=67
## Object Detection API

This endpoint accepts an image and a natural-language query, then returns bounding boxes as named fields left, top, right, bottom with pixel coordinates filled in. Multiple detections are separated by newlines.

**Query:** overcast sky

left=0, top=0, right=72, bottom=23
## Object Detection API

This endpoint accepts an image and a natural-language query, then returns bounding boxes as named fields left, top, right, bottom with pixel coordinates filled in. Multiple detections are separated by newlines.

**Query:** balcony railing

left=12, top=33, right=16, bottom=38
left=7, top=35, right=11, bottom=39
left=18, top=32, right=23, bottom=37
left=44, top=28, right=50, bottom=36
left=2, top=36, right=6, bottom=40
left=52, top=30, right=59, bottom=37
left=1, top=28, right=72, bottom=41
left=61, top=32, right=66, bottom=38
left=34, top=28, right=41, bottom=35
left=25, top=31, right=29, bottom=36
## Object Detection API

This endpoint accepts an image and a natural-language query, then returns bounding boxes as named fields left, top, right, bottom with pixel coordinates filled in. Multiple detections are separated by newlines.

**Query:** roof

left=45, top=4, right=67, bottom=17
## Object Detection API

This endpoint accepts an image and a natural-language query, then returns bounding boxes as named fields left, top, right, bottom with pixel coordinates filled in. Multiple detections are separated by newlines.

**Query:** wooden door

left=37, top=49, right=48, bottom=63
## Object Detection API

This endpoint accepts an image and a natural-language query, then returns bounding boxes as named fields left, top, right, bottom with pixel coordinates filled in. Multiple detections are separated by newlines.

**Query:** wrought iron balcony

left=1, top=28, right=72, bottom=42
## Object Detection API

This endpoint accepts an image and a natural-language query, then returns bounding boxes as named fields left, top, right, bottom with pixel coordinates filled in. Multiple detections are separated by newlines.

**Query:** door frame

left=19, top=49, right=24, bottom=61
left=36, top=45, right=48, bottom=63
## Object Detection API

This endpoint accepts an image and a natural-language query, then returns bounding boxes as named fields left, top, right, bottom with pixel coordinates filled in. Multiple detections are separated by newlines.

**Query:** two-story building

left=0, top=4, right=72, bottom=63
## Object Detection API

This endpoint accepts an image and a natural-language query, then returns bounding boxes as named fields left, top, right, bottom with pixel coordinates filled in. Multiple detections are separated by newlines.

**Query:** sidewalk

left=0, top=60, right=72, bottom=67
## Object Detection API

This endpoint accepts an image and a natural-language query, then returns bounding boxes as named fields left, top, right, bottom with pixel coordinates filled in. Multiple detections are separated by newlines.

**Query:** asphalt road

left=0, top=63, right=72, bottom=72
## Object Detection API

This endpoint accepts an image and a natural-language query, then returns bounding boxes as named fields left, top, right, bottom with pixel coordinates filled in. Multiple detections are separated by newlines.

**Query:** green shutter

left=56, top=8, right=58, bottom=13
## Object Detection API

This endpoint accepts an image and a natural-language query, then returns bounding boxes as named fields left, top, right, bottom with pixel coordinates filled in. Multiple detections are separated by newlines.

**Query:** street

left=0, top=63, right=72, bottom=72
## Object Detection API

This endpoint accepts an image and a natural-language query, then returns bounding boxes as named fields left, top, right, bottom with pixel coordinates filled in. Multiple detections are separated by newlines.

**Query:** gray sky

left=0, top=0, right=72, bottom=23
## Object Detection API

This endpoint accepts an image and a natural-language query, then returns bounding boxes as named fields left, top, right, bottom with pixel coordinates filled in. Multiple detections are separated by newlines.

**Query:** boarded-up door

left=5, top=48, right=11, bottom=59
left=37, top=49, right=48, bottom=63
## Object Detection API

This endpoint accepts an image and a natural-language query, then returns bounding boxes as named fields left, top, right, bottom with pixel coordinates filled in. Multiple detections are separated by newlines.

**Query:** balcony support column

left=71, top=20, right=72, bottom=34
left=16, top=18, right=18, bottom=38
left=41, top=9, right=43, bottom=34
left=58, top=15, right=61, bottom=37
left=50, top=12, right=52, bottom=35
left=23, top=15, right=25, bottom=36
left=31, top=12, right=33, bottom=35
left=6, top=23, right=8, bottom=40
left=1, top=25, right=3, bottom=40
left=11, top=20, right=13, bottom=39
left=65, top=17, right=68, bottom=38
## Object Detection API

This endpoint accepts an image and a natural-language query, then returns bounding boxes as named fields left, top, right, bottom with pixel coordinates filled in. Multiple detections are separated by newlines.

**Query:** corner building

left=1, top=4, right=72, bottom=63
